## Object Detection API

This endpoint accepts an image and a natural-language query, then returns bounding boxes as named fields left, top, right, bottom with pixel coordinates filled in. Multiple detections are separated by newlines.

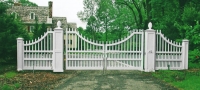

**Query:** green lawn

left=172, top=75, right=200, bottom=90
left=151, top=62, right=200, bottom=90
left=0, top=64, right=19, bottom=90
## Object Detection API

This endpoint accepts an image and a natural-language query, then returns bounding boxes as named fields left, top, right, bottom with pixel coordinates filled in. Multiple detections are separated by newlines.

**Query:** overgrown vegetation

left=151, top=62, right=200, bottom=89
left=0, top=69, right=77, bottom=90
left=78, top=0, right=200, bottom=62
left=0, top=2, right=30, bottom=64
left=0, top=0, right=47, bottom=64
left=189, top=49, right=200, bottom=63
left=4, top=0, right=38, bottom=7
left=32, top=17, right=47, bottom=39
left=0, top=71, right=19, bottom=90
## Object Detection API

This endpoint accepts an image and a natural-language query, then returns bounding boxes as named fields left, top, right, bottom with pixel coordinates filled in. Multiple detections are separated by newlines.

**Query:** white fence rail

left=66, top=30, right=104, bottom=70
left=23, top=30, right=54, bottom=70
left=17, top=21, right=63, bottom=72
left=65, top=29, right=145, bottom=70
left=17, top=22, right=189, bottom=72
left=106, top=30, right=144, bottom=70
left=155, top=30, right=189, bottom=70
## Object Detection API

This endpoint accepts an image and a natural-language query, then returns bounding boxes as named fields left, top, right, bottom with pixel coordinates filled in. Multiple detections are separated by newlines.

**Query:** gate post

left=182, top=39, right=189, bottom=69
left=144, top=22, right=156, bottom=72
left=53, top=21, right=64, bottom=72
left=17, top=38, right=24, bottom=71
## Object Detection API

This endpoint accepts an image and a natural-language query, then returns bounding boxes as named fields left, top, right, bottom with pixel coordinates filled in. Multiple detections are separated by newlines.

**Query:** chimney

left=48, top=1, right=53, bottom=18
left=14, top=3, right=21, bottom=6
left=14, top=0, right=21, bottom=6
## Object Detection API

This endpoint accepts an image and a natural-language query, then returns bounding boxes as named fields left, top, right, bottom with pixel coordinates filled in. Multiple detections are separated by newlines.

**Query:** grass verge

left=151, top=62, right=200, bottom=90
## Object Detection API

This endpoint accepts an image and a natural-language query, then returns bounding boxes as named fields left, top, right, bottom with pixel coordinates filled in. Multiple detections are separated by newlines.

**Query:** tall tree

left=39, top=23, right=47, bottom=36
left=4, top=0, right=38, bottom=6
left=18, top=0, right=38, bottom=6
left=0, top=2, right=30, bottom=64
left=33, top=16, right=39, bottom=39
left=78, top=0, right=131, bottom=41
left=115, top=0, right=147, bottom=29
left=77, top=0, right=100, bottom=40
left=32, top=18, right=48, bottom=39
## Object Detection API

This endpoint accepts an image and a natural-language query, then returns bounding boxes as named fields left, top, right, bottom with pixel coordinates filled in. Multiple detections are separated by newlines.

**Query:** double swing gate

left=66, top=29, right=144, bottom=70
left=17, top=21, right=189, bottom=72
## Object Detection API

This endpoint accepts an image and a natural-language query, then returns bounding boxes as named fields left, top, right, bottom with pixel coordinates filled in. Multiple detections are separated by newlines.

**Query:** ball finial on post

left=56, top=21, right=62, bottom=29
left=148, top=22, right=152, bottom=30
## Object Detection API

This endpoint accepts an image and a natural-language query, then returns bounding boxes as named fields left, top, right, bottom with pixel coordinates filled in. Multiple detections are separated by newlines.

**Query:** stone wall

left=7, top=6, right=49, bottom=24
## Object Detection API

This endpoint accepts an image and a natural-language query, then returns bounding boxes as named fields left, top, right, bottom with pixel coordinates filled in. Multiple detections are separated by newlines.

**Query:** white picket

left=17, top=23, right=189, bottom=72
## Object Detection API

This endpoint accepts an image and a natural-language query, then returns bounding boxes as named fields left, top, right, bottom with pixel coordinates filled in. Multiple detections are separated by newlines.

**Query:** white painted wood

left=41, top=35, right=43, bottom=50
left=53, top=22, right=64, bottom=72
left=65, top=28, right=145, bottom=71
left=157, top=33, right=182, bottom=47
left=141, top=32, right=144, bottom=70
left=17, top=38, right=24, bottom=71
left=16, top=22, right=64, bottom=72
left=44, top=32, right=46, bottom=50
left=17, top=22, right=189, bottom=72
left=136, top=34, right=138, bottom=51
left=144, top=27, right=156, bottom=72
left=182, top=39, right=189, bottom=69
left=50, top=33, right=52, bottom=50
left=155, top=29, right=189, bottom=70
left=24, top=32, right=53, bottom=46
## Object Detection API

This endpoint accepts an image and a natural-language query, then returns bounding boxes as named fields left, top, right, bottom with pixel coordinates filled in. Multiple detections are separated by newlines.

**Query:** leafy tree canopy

left=4, top=0, right=38, bottom=7
left=0, top=2, right=30, bottom=64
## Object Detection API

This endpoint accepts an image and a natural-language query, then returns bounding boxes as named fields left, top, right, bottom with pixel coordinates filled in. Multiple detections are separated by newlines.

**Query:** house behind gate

left=6, top=1, right=77, bottom=46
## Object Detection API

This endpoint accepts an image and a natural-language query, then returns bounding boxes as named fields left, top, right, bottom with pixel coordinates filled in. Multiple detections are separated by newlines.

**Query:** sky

left=29, top=0, right=87, bottom=29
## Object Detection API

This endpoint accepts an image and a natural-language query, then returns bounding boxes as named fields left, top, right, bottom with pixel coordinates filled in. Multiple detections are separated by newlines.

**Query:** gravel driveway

left=54, top=70, right=177, bottom=90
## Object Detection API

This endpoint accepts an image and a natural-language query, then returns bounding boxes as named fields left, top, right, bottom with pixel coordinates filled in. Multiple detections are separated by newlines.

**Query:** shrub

left=189, top=62, right=200, bottom=69
left=189, top=49, right=200, bottom=63
left=14, top=83, right=21, bottom=88
left=153, top=70, right=186, bottom=82
left=1, top=84, right=13, bottom=90
left=0, top=2, right=30, bottom=64
left=4, top=71, right=17, bottom=79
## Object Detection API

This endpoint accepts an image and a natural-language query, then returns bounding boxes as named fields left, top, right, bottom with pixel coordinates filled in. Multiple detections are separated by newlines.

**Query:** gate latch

left=149, top=50, right=153, bottom=53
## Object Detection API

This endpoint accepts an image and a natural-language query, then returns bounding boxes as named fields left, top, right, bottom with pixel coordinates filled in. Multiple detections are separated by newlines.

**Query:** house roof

left=7, top=6, right=50, bottom=24
left=6, top=2, right=78, bottom=30
left=67, top=23, right=77, bottom=28
left=66, top=23, right=77, bottom=31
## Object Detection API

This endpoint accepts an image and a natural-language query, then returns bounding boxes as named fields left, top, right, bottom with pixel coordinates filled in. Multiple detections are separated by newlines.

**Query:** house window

left=68, top=40, right=72, bottom=45
left=30, top=12, right=35, bottom=19
left=30, top=26, right=35, bottom=32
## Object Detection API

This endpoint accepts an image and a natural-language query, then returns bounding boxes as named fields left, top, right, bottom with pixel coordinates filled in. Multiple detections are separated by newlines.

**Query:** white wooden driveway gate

left=65, top=23, right=189, bottom=72
left=66, top=29, right=144, bottom=70
left=17, top=22, right=189, bottom=72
